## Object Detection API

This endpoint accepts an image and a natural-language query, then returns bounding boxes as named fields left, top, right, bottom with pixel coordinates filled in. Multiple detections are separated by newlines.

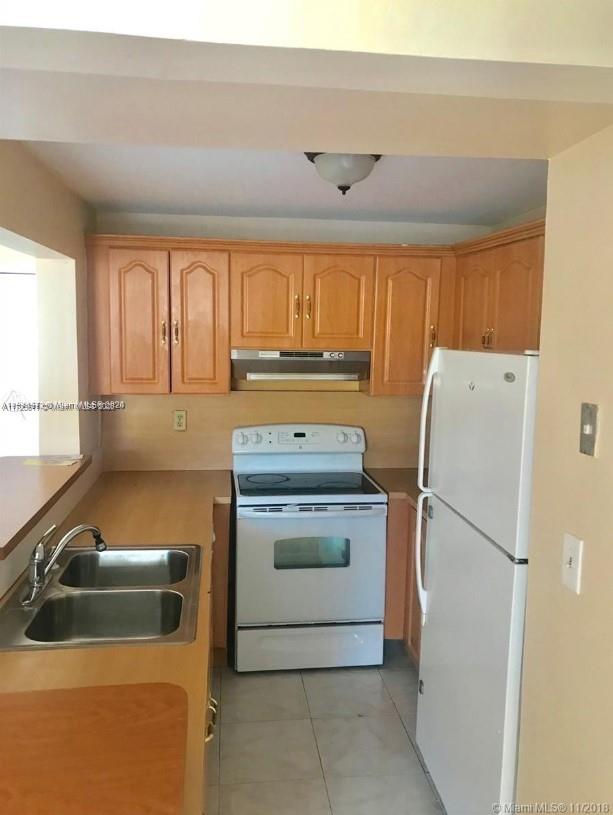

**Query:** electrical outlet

left=173, top=409, right=187, bottom=432
left=562, top=533, right=584, bottom=594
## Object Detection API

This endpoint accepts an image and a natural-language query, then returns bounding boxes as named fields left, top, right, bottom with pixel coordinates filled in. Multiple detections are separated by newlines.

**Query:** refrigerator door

left=416, top=496, right=527, bottom=815
left=428, top=349, right=537, bottom=559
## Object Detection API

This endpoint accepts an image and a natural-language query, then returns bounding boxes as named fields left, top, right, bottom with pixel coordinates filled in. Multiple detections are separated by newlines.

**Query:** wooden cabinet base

left=0, top=683, right=187, bottom=815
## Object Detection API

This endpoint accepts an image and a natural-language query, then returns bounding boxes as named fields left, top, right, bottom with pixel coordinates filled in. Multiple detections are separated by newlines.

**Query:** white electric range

left=231, top=424, right=388, bottom=672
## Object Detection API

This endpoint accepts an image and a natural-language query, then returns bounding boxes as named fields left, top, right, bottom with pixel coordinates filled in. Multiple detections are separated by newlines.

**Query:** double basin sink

left=0, top=546, right=201, bottom=650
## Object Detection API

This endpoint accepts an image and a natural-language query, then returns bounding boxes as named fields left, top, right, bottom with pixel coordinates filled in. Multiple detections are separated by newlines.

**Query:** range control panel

left=232, top=424, right=365, bottom=453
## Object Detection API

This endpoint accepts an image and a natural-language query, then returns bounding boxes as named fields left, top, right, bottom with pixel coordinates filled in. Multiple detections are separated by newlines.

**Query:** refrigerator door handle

left=418, top=348, right=440, bottom=492
left=415, top=491, right=429, bottom=623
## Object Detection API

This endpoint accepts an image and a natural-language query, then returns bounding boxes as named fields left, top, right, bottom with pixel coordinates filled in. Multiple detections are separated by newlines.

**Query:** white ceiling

left=26, top=143, right=547, bottom=225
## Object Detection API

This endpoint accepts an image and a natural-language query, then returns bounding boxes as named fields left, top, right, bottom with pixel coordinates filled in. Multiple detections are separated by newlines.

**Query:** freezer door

left=416, top=496, right=527, bottom=815
left=428, top=349, right=537, bottom=559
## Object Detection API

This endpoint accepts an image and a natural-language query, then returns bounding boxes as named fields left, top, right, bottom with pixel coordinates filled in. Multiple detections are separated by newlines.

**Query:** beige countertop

left=0, top=455, right=92, bottom=559
left=0, top=468, right=231, bottom=815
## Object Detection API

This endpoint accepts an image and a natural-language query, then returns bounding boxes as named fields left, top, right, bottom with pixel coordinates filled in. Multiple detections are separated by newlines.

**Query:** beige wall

left=95, top=211, right=489, bottom=245
left=102, top=392, right=421, bottom=471
left=0, top=140, right=97, bottom=453
left=517, top=124, right=613, bottom=800
left=6, top=2, right=613, bottom=66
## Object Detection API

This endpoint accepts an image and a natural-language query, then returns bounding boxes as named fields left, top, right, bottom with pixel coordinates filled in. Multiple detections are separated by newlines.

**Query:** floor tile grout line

left=301, top=671, right=334, bottom=815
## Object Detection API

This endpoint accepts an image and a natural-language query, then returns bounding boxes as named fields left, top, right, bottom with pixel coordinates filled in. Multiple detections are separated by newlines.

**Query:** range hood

left=231, top=350, right=370, bottom=392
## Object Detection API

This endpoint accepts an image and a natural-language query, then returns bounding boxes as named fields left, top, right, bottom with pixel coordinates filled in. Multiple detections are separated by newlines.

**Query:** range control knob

left=249, top=432, right=263, bottom=444
left=350, top=431, right=362, bottom=445
left=236, top=431, right=249, bottom=446
left=336, top=431, right=348, bottom=444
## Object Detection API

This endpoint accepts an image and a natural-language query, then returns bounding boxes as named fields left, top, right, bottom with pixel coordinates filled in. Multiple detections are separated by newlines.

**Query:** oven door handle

left=237, top=506, right=388, bottom=520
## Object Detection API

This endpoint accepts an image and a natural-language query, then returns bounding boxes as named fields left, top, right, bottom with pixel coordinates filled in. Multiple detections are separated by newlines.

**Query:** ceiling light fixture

left=305, top=152, right=381, bottom=195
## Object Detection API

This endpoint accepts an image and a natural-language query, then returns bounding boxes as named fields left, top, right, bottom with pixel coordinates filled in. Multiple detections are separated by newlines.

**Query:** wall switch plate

left=562, top=533, right=584, bottom=594
left=173, top=409, right=187, bottom=432
left=580, top=402, right=598, bottom=455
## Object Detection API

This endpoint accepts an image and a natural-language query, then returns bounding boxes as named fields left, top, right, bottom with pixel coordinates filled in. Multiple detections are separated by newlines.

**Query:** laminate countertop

left=0, top=469, right=231, bottom=815
left=0, top=455, right=92, bottom=559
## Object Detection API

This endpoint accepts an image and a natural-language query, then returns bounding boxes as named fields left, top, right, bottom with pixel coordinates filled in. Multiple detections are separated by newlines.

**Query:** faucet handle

left=37, top=524, right=58, bottom=551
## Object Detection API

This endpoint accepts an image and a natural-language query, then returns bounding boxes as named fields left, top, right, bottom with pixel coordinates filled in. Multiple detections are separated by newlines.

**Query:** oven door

left=236, top=504, right=387, bottom=625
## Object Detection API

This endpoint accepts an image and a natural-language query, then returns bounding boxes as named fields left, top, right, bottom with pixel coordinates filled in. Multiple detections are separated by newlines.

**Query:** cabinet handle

left=208, top=700, right=218, bottom=727
left=173, top=319, right=180, bottom=344
left=305, top=294, right=312, bottom=320
left=161, top=321, right=167, bottom=346
left=205, top=722, right=215, bottom=744
left=487, top=327, right=495, bottom=347
left=429, top=325, right=437, bottom=348
left=294, top=294, right=301, bottom=319
left=481, top=330, right=487, bottom=348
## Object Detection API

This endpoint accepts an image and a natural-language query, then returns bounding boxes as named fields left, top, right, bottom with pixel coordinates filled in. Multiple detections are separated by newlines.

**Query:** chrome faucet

left=22, top=523, right=107, bottom=605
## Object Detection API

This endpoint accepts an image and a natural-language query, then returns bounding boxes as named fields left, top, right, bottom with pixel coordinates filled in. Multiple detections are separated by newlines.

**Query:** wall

left=0, top=141, right=101, bottom=592
left=102, top=392, right=421, bottom=471
left=95, top=211, right=489, bottom=245
left=5, top=1, right=613, bottom=66
left=517, top=124, right=613, bottom=801
left=0, top=140, right=96, bottom=453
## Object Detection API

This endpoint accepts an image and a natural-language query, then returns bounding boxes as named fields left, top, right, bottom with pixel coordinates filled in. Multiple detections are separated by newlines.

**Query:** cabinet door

left=230, top=253, right=303, bottom=349
left=489, top=236, right=544, bottom=352
left=456, top=250, right=493, bottom=350
left=372, top=256, right=441, bottom=395
left=303, top=254, right=375, bottom=349
left=170, top=251, right=230, bottom=393
left=109, top=249, right=170, bottom=393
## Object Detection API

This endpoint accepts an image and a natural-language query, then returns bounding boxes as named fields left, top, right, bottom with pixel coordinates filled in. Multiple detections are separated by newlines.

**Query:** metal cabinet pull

left=294, top=294, right=301, bottom=319
left=488, top=328, right=495, bottom=347
left=429, top=325, right=437, bottom=348
left=161, top=320, right=167, bottom=346
left=205, top=696, right=218, bottom=743
left=305, top=294, right=312, bottom=320
left=481, top=330, right=487, bottom=348
left=173, top=319, right=180, bottom=344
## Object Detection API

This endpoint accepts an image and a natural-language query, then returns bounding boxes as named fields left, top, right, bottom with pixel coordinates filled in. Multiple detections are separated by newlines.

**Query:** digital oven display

left=294, top=432, right=306, bottom=438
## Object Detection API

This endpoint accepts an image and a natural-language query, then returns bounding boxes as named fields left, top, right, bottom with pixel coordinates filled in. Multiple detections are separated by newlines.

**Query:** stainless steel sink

left=25, top=590, right=183, bottom=643
left=0, top=545, right=201, bottom=650
left=59, top=549, right=189, bottom=588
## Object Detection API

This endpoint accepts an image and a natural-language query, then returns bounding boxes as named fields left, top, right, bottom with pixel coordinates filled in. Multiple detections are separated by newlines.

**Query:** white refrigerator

left=415, top=348, right=538, bottom=815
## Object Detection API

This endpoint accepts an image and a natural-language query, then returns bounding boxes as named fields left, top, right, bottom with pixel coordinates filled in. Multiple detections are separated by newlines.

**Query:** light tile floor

left=206, top=641, right=446, bottom=815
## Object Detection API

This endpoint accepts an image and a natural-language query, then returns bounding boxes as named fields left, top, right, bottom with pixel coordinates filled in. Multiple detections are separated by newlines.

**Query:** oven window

left=274, top=537, right=350, bottom=569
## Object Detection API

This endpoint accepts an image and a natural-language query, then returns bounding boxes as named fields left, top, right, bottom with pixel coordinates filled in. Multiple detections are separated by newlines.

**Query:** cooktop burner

left=237, top=471, right=382, bottom=497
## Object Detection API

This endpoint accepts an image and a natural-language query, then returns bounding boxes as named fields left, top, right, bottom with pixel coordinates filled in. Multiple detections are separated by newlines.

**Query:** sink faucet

left=22, top=523, right=107, bottom=605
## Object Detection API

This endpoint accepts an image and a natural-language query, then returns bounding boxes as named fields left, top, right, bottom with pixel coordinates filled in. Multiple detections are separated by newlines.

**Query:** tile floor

left=205, top=642, right=445, bottom=815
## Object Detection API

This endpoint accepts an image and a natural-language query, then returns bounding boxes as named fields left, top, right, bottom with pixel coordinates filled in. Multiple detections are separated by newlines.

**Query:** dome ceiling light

left=305, top=152, right=381, bottom=195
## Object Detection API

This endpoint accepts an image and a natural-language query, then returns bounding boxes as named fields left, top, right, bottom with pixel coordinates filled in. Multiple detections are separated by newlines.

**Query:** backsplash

left=102, top=392, right=421, bottom=471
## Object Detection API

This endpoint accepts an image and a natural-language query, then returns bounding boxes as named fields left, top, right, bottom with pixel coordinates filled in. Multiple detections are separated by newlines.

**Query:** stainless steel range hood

left=231, top=350, right=370, bottom=392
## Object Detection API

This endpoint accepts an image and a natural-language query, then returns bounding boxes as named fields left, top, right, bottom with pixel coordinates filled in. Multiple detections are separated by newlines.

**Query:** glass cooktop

left=237, top=471, right=383, bottom=497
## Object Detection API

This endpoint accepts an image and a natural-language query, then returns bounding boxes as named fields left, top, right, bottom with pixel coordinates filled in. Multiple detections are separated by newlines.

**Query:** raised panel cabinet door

left=489, top=236, right=544, bottom=352
left=372, top=256, right=441, bottom=395
left=170, top=250, right=230, bottom=393
left=109, top=248, right=170, bottom=393
left=230, top=253, right=303, bottom=348
left=456, top=250, right=493, bottom=350
left=303, top=254, right=375, bottom=349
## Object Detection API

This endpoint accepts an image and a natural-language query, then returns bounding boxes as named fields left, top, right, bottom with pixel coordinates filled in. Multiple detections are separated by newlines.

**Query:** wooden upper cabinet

left=371, top=256, right=441, bottom=395
left=109, top=249, right=170, bottom=394
left=170, top=250, right=230, bottom=393
left=303, top=254, right=375, bottom=349
left=489, top=236, right=544, bottom=352
left=230, top=253, right=303, bottom=349
left=456, top=250, right=493, bottom=351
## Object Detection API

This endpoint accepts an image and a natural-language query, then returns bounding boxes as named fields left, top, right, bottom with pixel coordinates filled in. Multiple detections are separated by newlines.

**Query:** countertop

left=0, top=468, right=231, bottom=815
left=0, top=455, right=91, bottom=559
